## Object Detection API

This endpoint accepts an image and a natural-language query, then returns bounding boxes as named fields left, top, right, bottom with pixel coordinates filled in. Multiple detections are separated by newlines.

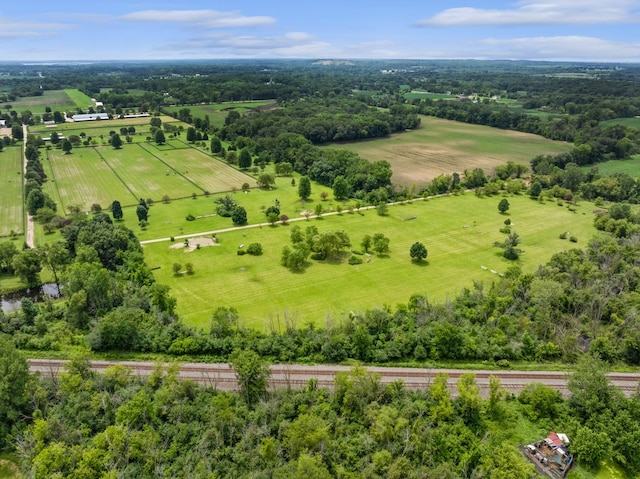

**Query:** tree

left=298, top=176, right=312, bottom=200
left=61, top=139, right=73, bottom=154
left=257, top=173, right=275, bottom=189
left=186, top=127, right=197, bottom=143
left=361, top=235, right=372, bottom=253
left=229, top=349, right=270, bottom=407
left=239, top=149, right=252, bottom=169
left=12, top=248, right=42, bottom=286
left=568, top=353, right=623, bottom=421
left=210, top=137, right=222, bottom=153
left=313, top=230, right=351, bottom=260
left=111, top=133, right=123, bottom=149
left=50, top=131, right=60, bottom=145
left=231, top=206, right=247, bottom=225
left=111, top=200, right=123, bottom=220
left=150, top=117, right=162, bottom=128
left=214, top=194, right=239, bottom=217
left=0, top=338, right=31, bottom=449
left=529, top=181, right=542, bottom=198
left=410, top=242, right=428, bottom=262
left=332, top=175, right=349, bottom=200
left=136, top=204, right=148, bottom=222
left=37, top=242, right=69, bottom=294
left=372, top=233, right=390, bottom=255
left=498, top=198, right=510, bottom=214
left=494, top=231, right=523, bottom=260
left=154, top=129, right=166, bottom=145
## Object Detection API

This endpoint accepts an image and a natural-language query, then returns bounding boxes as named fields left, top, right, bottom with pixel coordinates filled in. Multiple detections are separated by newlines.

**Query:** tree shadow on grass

left=411, top=259, right=430, bottom=267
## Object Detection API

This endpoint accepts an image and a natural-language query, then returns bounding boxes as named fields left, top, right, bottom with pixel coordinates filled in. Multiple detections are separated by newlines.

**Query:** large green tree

left=229, top=349, right=270, bottom=407
left=298, top=176, right=312, bottom=200
left=0, top=338, right=31, bottom=448
left=410, top=242, right=428, bottom=262
left=111, top=133, right=123, bottom=149
left=111, top=200, right=123, bottom=220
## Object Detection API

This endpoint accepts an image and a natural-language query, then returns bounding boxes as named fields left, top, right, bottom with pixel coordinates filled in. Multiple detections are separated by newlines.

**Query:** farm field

left=142, top=193, right=601, bottom=329
left=0, top=145, right=24, bottom=237
left=581, top=155, right=640, bottom=177
left=3, top=90, right=77, bottom=114
left=63, top=89, right=94, bottom=110
left=163, top=100, right=276, bottom=128
left=41, top=139, right=255, bottom=213
left=325, top=115, right=573, bottom=187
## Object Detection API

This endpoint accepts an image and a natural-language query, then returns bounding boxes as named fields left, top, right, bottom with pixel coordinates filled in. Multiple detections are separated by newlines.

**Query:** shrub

left=247, top=243, right=263, bottom=256
left=162, top=194, right=170, bottom=204
left=570, top=236, right=578, bottom=243
left=559, top=232, right=568, bottom=239
left=185, top=214, right=196, bottom=221
left=499, top=227, right=511, bottom=234
left=237, top=249, right=247, bottom=256
left=172, top=263, right=182, bottom=274
left=348, top=255, right=363, bottom=265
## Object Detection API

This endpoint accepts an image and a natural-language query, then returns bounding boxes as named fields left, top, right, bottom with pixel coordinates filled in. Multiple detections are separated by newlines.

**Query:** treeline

left=2, top=342, right=639, bottom=478
left=217, top=98, right=420, bottom=144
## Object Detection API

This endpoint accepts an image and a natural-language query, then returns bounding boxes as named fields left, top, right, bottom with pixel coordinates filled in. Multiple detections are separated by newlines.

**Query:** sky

left=1, top=1, right=640, bottom=62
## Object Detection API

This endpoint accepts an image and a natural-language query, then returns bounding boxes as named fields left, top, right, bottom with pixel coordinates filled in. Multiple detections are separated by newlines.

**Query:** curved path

left=28, top=359, right=640, bottom=398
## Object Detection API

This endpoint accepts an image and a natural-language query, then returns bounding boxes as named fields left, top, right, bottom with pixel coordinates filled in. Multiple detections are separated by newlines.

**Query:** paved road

left=28, top=359, right=640, bottom=398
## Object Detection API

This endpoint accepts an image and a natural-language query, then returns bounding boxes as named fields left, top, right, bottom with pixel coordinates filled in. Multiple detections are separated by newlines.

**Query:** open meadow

left=0, top=145, right=24, bottom=237
left=141, top=193, right=601, bottom=329
left=3, top=90, right=77, bottom=114
left=325, top=115, right=572, bottom=187
left=581, top=155, right=640, bottom=178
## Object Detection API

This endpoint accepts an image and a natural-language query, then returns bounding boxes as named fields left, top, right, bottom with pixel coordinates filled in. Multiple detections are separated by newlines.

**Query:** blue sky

left=2, top=1, right=640, bottom=62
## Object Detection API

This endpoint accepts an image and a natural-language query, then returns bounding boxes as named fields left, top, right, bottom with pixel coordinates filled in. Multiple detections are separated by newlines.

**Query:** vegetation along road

left=28, top=359, right=640, bottom=398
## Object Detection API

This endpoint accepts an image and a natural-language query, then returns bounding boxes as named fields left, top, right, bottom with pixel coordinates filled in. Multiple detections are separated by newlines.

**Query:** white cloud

left=0, top=16, right=73, bottom=38
left=418, top=0, right=640, bottom=26
left=471, top=36, right=640, bottom=61
left=121, top=9, right=275, bottom=28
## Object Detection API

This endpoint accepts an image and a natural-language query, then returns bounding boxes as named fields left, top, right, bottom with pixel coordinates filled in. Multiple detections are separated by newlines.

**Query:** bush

left=559, top=231, right=568, bottom=239
left=499, top=227, right=511, bottom=234
left=570, top=236, right=578, bottom=243
left=348, top=255, right=363, bottom=265
left=185, top=214, right=196, bottom=221
left=247, top=243, right=263, bottom=256
left=237, top=249, right=247, bottom=255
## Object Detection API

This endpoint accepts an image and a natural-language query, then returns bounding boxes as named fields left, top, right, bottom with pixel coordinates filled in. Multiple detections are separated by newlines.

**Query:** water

left=0, top=283, right=60, bottom=313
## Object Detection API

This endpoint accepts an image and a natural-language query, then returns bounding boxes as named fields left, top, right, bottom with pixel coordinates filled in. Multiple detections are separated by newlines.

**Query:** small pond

left=1, top=283, right=61, bottom=313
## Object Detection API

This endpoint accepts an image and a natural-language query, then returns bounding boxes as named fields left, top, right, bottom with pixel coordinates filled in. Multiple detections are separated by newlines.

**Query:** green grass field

left=581, top=156, right=640, bottom=178
left=141, top=193, right=600, bottom=329
left=404, top=91, right=458, bottom=100
left=163, top=101, right=276, bottom=129
left=41, top=137, right=255, bottom=213
left=325, top=115, right=572, bottom=187
left=3, top=90, right=76, bottom=114
left=64, top=89, right=94, bottom=110
left=600, top=117, right=640, bottom=129
left=0, top=145, right=24, bottom=237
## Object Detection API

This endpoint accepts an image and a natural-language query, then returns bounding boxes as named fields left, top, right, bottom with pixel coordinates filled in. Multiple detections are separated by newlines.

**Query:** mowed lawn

left=326, top=116, right=572, bottom=187
left=143, top=193, right=601, bottom=329
left=0, top=145, right=24, bottom=237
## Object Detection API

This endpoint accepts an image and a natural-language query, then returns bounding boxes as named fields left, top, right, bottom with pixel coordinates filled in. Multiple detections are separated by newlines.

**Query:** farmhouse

left=522, top=432, right=573, bottom=479
left=72, top=113, right=109, bottom=122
